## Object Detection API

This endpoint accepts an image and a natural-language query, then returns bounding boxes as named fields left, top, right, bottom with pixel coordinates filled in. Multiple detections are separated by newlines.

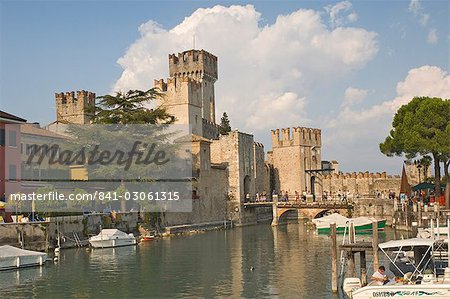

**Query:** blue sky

left=1, top=0, right=449, bottom=173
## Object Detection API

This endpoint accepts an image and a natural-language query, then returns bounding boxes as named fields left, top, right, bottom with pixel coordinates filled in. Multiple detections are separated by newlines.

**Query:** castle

left=49, top=49, right=411, bottom=226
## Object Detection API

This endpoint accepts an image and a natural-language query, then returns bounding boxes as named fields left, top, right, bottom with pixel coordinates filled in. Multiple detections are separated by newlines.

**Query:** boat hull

left=317, top=219, right=386, bottom=234
left=352, top=284, right=450, bottom=299
left=0, top=245, right=47, bottom=271
left=89, top=238, right=136, bottom=248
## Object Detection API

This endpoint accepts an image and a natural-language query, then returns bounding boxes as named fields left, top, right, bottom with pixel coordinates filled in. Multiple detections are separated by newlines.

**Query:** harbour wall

left=0, top=213, right=139, bottom=251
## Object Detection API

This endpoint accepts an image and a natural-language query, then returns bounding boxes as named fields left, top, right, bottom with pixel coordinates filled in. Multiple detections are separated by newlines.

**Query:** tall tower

left=55, top=90, right=95, bottom=124
left=269, top=127, right=322, bottom=197
left=154, top=49, right=218, bottom=137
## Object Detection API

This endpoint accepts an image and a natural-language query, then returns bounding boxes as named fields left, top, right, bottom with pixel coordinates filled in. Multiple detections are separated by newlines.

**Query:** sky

left=1, top=0, right=449, bottom=174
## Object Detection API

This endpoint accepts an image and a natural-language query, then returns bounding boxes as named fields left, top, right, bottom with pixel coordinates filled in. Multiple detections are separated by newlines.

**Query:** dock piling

left=330, top=222, right=338, bottom=292
left=360, top=251, right=367, bottom=286
left=346, top=222, right=356, bottom=277
left=372, top=220, right=379, bottom=272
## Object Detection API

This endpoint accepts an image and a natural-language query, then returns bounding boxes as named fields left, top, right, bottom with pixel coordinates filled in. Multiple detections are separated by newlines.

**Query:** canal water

left=0, top=221, right=401, bottom=298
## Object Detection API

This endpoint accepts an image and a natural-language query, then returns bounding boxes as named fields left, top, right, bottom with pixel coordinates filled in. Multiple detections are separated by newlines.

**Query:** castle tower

left=55, top=90, right=95, bottom=124
left=154, top=49, right=218, bottom=137
left=269, top=127, right=322, bottom=197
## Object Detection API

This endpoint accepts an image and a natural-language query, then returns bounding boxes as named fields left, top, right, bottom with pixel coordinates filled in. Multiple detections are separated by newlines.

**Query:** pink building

left=0, top=111, right=27, bottom=201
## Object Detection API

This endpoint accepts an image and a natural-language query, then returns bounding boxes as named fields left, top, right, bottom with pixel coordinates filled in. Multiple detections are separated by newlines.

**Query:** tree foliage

left=219, top=112, right=231, bottom=135
left=71, top=89, right=184, bottom=212
left=86, top=89, right=175, bottom=125
left=380, top=97, right=450, bottom=207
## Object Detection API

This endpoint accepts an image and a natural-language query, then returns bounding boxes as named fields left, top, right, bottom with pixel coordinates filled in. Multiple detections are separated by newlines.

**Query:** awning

left=378, top=238, right=434, bottom=250
left=412, top=182, right=445, bottom=191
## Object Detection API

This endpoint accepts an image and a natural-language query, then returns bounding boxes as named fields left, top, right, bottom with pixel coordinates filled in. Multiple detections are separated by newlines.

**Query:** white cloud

left=246, top=92, right=309, bottom=130
left=408, top=0, right=429, bottom=27
left=342, top=87, right=368, bottom=107
left=325, top=1, right=358, bottom=28
left=113, top=4, right=378, bottom=134
left=427, top=28, right=438, bottom=44
left=323, top=65, right=450, bottom=171
left=335, top=66, right=450, bottom=125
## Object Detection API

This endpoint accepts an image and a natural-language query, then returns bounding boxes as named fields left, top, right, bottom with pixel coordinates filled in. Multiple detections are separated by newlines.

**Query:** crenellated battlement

left=169, top=49, right=218, bottom=81
left=271, top=126, right=321, bottom=148
left=153, top=79, right=167, bottom=92
left=55, top=90, right=95, bottom=105
left=154, top=77, right=203, bottom=93
left=324, top=171, right=389, bottom=179
left=55, top=90, right=95, bottom=124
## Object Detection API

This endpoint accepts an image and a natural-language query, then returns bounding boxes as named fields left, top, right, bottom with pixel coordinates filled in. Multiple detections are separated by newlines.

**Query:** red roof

left=0, top=110, right=27, bottom=123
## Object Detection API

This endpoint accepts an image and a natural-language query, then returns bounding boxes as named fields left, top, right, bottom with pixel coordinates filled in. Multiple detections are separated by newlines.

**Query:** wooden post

left=360, top=251, right=367, bottom=286
left=412, top=222, right=418, bottom=238
left=331, top=222, right=338, bottom=292
left=372, top=220, right=379, bottom=272
left=347, top=251, right=355, bottom=277
left=347, top=221, right=356, bottom=277
left=350, top=222, right=355, bottom=244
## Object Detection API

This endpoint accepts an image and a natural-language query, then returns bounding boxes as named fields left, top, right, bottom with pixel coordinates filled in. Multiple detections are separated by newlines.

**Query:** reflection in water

left=0, top=265, right=47, bottom=292
left=0, top=222, right=397, bottom=298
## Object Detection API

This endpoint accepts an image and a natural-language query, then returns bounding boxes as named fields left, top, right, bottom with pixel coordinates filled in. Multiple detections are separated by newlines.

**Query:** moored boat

left=0, top=245, right=47, bottom=271
left=312, top=213, right=386, bottom=234
left=89, top=229, right=137, bottom=248
left=140, top=235, right=156, bottom=242
left=347, top=236, right=450, bottom=299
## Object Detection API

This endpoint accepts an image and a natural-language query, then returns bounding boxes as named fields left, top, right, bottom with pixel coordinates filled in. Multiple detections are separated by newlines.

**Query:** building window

left=9, top=165, right=17, bottom=181
left=0, top=129, right=5, bottom=146
left=9, top=130, right=17, bottom=147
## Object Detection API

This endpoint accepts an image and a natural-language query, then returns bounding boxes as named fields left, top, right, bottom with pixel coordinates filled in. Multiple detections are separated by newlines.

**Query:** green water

left=0, top=222, right=399, bottom=298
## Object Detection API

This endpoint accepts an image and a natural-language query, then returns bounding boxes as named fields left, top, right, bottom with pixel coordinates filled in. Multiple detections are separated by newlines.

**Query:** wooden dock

left=331, top=221, right=380, bottom=291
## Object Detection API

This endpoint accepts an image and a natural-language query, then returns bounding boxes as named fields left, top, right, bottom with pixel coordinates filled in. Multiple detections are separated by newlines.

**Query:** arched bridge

left=242, top=200, right=352, bottom=226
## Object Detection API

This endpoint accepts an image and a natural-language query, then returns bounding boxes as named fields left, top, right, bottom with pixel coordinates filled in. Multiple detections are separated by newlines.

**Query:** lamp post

left=417, top=164, right=422, bottom=184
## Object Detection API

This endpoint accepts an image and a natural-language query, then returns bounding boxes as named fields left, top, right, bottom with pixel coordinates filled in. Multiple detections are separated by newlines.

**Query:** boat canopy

left=312, top=213, right=348, bottom=224
left=378, top=238, right=435, bottom=250
left=0, top=245, right=47, bottom=258
left=91, top=229, right=131, bottom=239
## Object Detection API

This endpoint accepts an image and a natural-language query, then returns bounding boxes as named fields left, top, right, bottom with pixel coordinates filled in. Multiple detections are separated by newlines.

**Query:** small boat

left=417, top=227, right=449, bottom=240
left=0, top=245, right=47, bottom=271
left=140, top=235, right=156, bottom=242
left=89, top=229, right=137, bottom=248
left=312, top=213, right=386, bottom=234
left=348, top=237, right=450, bottom=299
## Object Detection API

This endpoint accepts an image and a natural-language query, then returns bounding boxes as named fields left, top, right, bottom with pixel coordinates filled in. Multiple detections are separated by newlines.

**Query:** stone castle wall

left=322, top=172, right=401, bottom=197
left=269, top=127, right=322, bottom=196
left=55, top=90, right=95, bottom=124
left=254, top=142, right=270, bottom=195
left=210, top=131, right=256, bottom=202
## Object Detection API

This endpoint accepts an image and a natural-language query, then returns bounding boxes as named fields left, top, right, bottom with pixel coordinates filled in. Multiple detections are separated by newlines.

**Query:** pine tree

left=219, top=112, right=231, bottom=135
left=87, top=88, right=175, bottom=124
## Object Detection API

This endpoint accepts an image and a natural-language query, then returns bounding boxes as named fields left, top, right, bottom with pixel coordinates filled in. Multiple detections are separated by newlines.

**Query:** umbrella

left=412, top=182, right=445, bottom=192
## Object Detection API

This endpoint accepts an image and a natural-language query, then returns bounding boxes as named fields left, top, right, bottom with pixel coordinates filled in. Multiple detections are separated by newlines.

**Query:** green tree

left=85, top=88, right=177, bottom=212
left=380, top=97, right=450, bottom=208
left=219, top=112, right=231, bottom=135
left=87, top=89, right=175, bottom=125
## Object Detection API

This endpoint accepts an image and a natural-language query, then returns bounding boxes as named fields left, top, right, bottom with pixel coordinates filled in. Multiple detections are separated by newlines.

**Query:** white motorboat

left=351, top=283, right=450, bottom=298
left=417, top=220, right=449, bottom=240
left=89, top=229, right=137, bottom=248
left=0, top=245, right=47, bottom=271
left=347, top=236, right=450, bottom=299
